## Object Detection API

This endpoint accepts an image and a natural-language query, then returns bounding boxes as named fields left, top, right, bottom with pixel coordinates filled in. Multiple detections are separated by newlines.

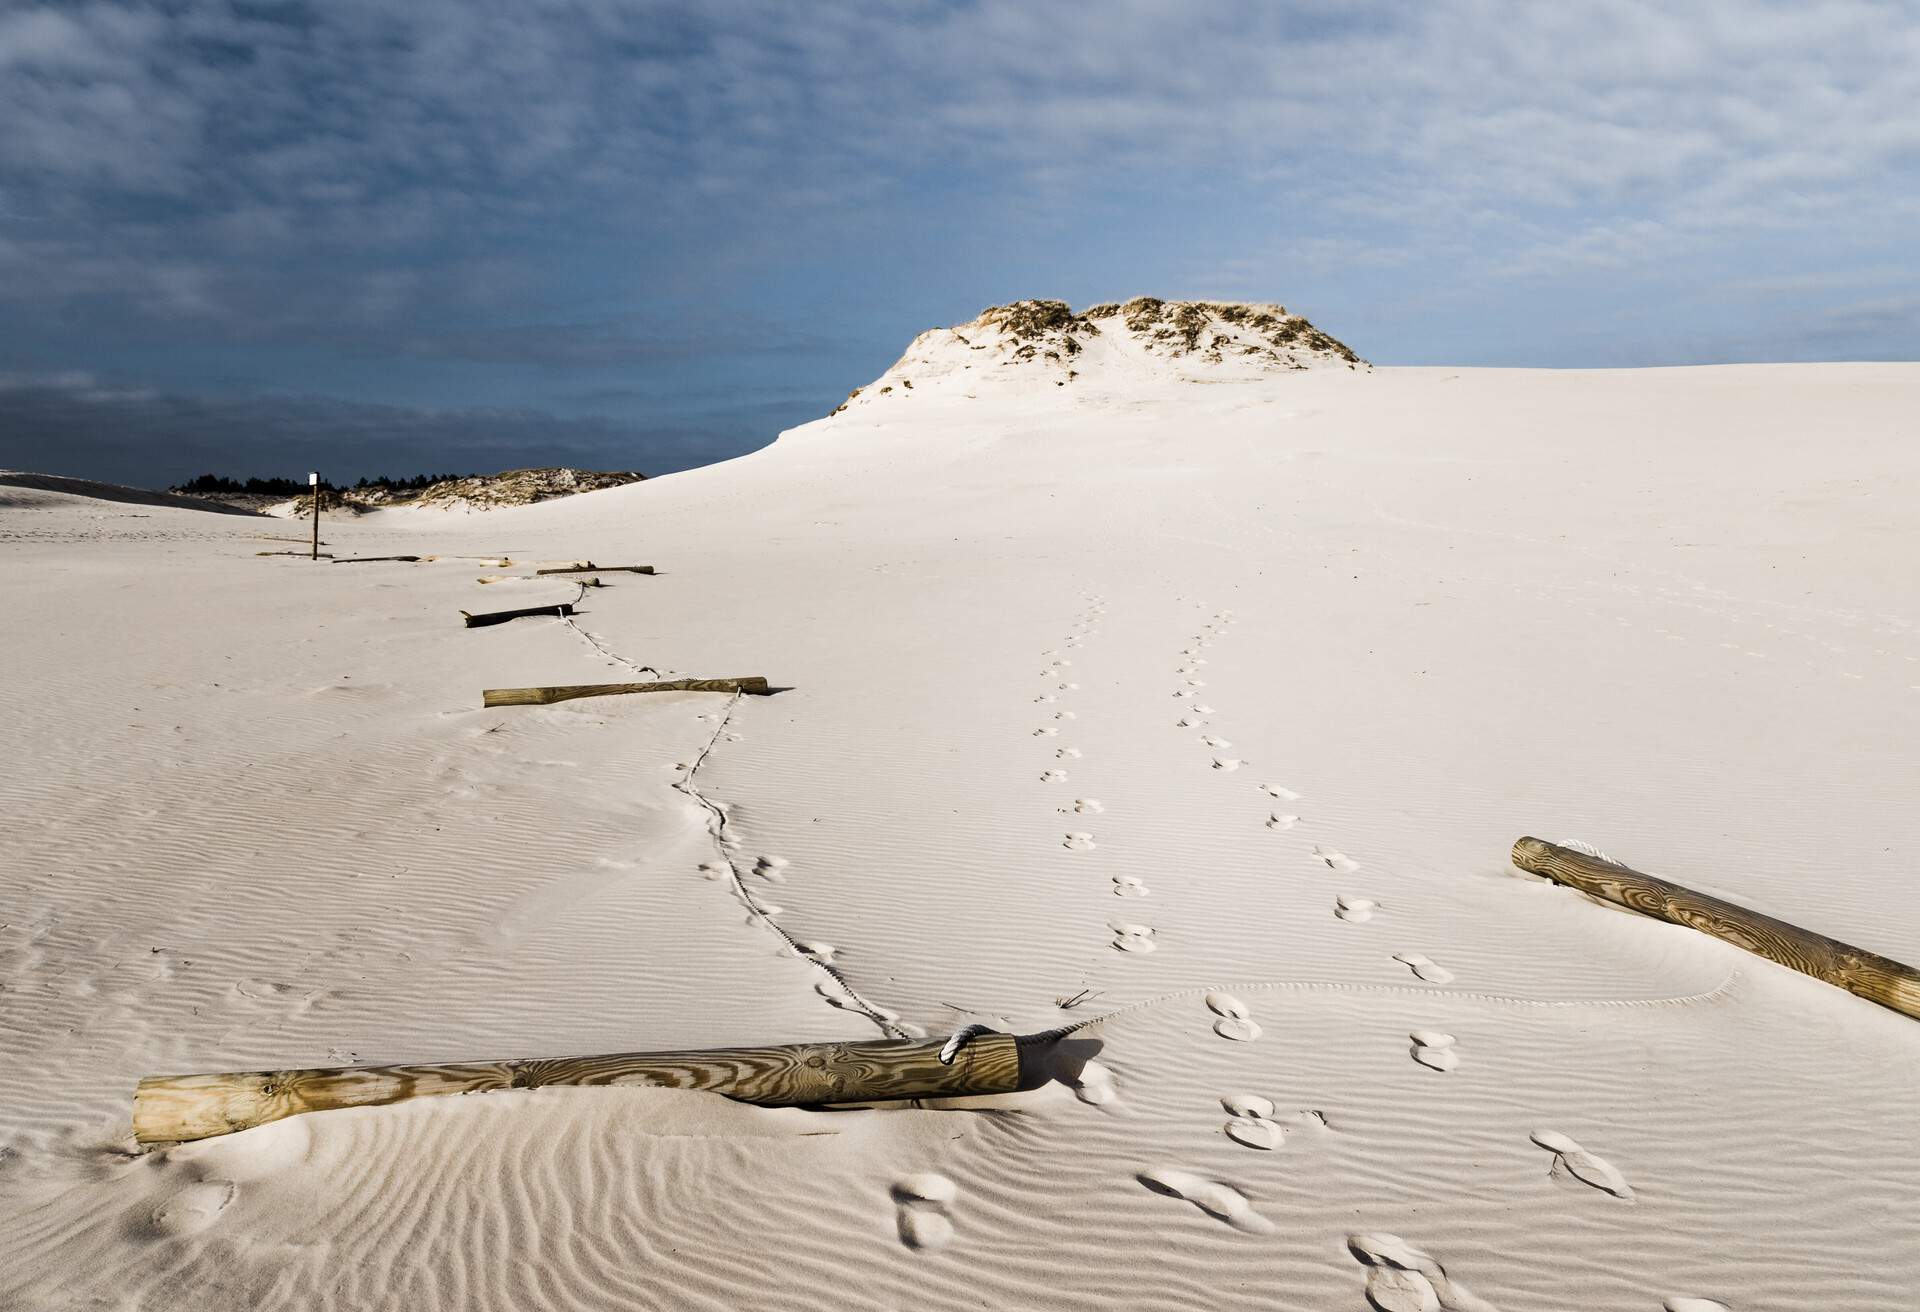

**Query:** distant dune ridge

left=835, top=296, right=1365, bottom=413
left=265, top=467, right=648, bottom=516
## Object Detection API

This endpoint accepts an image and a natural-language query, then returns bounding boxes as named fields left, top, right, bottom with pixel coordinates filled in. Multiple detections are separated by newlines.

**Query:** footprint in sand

left=1055, top=710, right=1077, bottom=720
left=794, top=940, right=837, bottom=964
left=1073, top=798, right=1104, bottom=813
left=1347, top=1233, right=1499, bottom=1312
left=1138, top=1169, right=1275, bottom=1235
left=814, top=981, right=895, bottom=1022
left=1393, top=953, right=1455, bottom=984
left=1192, top=704, right=1215, bottom=714
left=1058, top=682, right=1080, bottom=691
left=1041, top=770, right=1068, bottom=782
left=1112, top=876, right=1149, bottom=898
left=1664, top=1300, right=1730, bottom=1312
left=1266, top=812, right=1299, bottom=830
left=754, top=856, right=790, bottom=882
left=1530, top=1130, right=1635, bottom=1200
left=1056, top=747, right=1083, bottom=759
left=1410, top=1031, right=1458, bottom=1072
left=1033, top=727, right=1059, bottom=736
left=1173, top=689, right=1192, bottom=699
left=1034, top=694, right=1056, bottom=704
left=1206, top=991, right=1262, bottom=1041
left=1335, top=895, right=1378, bottom=922
left=1070, top=1060, right=1118, bottom=1105
left=1222, top=1095, right=1285, bottom=1149
left=1064, top=832, right=1096, bottom=851
left=892, top=1173, right=958, bottom=1251
left=1200, top=735, right=1232, bottom=748
left=1262, top=784, right=1302, bottom=800
left=1176, top=716, right=1202, bottom=728
left=149, top=1180, right=237, bottom=1237
left=1212, top=758, right=1243, bottom=772
left=1110, top=921, right=1156, bottom=953
left=1313, top=846, right=1359, bottom=872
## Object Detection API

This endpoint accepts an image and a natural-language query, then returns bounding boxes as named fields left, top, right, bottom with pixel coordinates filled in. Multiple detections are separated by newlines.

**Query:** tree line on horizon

left=171, top=471, right=476, bottom=496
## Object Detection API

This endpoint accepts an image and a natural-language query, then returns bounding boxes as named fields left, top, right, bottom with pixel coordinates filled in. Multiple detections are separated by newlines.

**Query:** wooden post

left=536, top=563, right=654, bottom=575
left=482, top=677, right=770, bottom=707
left=1512, top=836, right=1920, bottom=1022
left=461, top=602, right=577, bottom=628
left=308, top=471, right=320, bottom=561
left=134, top=1032, right=1029, bottom=1144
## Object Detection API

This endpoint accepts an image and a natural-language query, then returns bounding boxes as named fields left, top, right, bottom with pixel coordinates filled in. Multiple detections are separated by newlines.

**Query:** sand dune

left=2, top=346, right=1917, bottom=1309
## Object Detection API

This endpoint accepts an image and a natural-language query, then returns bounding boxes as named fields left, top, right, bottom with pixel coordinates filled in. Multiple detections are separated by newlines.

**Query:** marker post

left=309, top=471, right=321, bottom=560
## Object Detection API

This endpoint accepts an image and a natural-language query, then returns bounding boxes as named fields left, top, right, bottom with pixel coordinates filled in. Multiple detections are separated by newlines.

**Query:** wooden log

left=134, top=1032, right=1026, bottom=1143
left=1512, top=836, right=1920, bottom=1022
left=257, top=550, right=333, bottom=558
left=461, top=602, right=577, bottom=628
left=536, top=562, right=653, bottom=575
left=483, top=677, right=769, bottom=707
left=332, top=555, right=423, bottom=564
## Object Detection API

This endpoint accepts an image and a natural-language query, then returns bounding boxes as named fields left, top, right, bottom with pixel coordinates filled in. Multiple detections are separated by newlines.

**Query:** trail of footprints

left=1031, top=601, right=1672, bottom=1303
left=1174, top=607, right=1454, bottom=997
left=1035, top=596, right=1165, bottom=956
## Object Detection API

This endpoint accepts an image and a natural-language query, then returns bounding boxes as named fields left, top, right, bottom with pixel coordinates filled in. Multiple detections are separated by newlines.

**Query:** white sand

left=3, top=340, right=1918, bottom=1308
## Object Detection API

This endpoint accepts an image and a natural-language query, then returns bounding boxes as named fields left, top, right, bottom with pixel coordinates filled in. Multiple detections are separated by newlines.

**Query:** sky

left=2, top=1, right=1917, bottom=487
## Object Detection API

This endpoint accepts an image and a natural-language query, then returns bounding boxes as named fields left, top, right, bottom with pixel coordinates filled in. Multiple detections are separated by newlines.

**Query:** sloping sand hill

left=2, top=319, right=1916, bottom=1309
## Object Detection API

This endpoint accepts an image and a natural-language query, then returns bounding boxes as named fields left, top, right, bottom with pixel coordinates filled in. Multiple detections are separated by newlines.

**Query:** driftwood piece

left=1512, top=836, right=1920, bottom=1022
left=536, top=562, right=653, bottom=575
left=483, top=677, right=769, bottom=707
left=332, top=555, right=423, bottom=564
left=134, top=1032, right=1027, bottom=1143
left=256, top=550, right=333, bottom=558
left=461, top=602, right=577, bottom=628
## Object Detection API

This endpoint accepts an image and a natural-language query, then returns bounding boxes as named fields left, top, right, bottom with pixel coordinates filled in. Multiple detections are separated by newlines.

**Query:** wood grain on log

left=536, top=563, right=653, bottom=575
left=332, top=555, right=422, bottom=564
left=1512, top=836, right=1920, bottom=1022
left=461, top=602, right=577, bottom=628
left=134, top=1033, right=1024, bottom=1143
left=482, top=677, right=769, bottom=707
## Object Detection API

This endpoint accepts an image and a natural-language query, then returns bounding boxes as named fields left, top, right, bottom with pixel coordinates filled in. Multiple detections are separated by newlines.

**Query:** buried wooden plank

left=478, top=575, right=605, bottom=586
left=536, top=562, right=653, bottom=575
left=460, top=602, right=577, bottom=628
left=482, top=676, right=770, bottom=707
left=1511, top=836, right=1920, bottom=1022
left=133, top=1030, right=1054, bottom=1144
left=332, top=555, right=423, bottom=564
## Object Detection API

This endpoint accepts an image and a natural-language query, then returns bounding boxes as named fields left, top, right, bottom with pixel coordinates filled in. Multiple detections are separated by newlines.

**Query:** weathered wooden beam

left=482, top=677, right=769, bottom=707
left=332, top=555, right=423, bottom=564
left=1512, top=836, right=1920, bottom=1022
left=134, top=1032, right=1028, bottom=1143
left=256, top=550, right=333, bottom=558
left=460, top=602, right=577, bottom=628
left=536, top=562, right=653, bottom=575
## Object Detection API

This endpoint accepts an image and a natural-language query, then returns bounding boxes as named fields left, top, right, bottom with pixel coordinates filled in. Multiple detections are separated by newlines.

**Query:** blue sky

left=2, top=1, right=1917, bottom=486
